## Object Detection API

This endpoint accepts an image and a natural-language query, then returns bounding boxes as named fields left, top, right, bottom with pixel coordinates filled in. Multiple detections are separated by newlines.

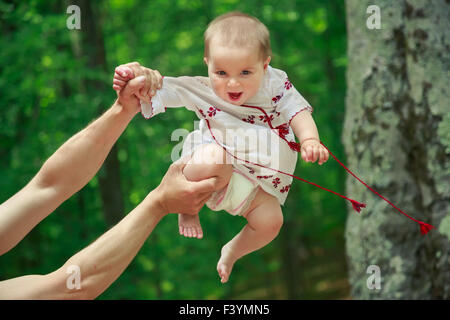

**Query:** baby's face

left=204, top=37, right=270, bottom=106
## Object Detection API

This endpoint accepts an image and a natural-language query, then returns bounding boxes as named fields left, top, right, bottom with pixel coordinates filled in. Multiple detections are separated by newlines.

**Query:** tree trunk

left=343, top=0, right=449, bottom=299
left=73, top=0, right=126, bottom=226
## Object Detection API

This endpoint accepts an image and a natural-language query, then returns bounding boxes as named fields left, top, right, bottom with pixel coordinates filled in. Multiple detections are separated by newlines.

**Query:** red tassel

left=288, top=141, right=301, bottom=152
left=350, top=199, right=366, bottom=213
left=205, top=106, right=435, bottom=235
left=419, top=221, right=435, bottom=235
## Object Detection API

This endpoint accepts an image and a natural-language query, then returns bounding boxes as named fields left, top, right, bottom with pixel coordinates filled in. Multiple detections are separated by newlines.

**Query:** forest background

left=1, top=0, right=447, bottom=299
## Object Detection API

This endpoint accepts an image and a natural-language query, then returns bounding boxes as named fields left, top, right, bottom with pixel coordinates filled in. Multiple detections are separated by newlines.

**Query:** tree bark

left=73, top=0, right=126, bottom=226
left=343, top=0, right=449, bottom=299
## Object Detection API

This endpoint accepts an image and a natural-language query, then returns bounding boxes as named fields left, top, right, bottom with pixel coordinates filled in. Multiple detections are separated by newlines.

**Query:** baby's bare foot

left=217, top=244, right=237, bottom=283
left=178, top=213, right=203, bottom=239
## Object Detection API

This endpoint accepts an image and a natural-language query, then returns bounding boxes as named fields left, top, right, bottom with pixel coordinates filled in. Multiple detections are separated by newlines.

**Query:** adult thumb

left=192, top=176, right=220, bottom=194
left=121, top=75, right=145, bottom=97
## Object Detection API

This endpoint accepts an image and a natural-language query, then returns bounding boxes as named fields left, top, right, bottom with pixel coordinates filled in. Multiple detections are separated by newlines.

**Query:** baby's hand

left=301, top=139, right=329, bottom=165
left=113, top=62, right=163, bottom=103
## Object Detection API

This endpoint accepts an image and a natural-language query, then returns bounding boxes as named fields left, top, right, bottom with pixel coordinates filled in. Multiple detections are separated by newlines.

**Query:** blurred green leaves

left=0, top=0, right=348, bottom=299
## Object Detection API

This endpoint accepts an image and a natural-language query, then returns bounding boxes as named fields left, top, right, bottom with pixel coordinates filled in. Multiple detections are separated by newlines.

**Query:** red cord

left=201, top=105, right=435, bottom=235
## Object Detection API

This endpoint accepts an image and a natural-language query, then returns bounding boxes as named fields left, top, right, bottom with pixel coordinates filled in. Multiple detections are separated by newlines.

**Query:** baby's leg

left=217, top=188, right=283, bottom=283
left=179, top=143, right=233, bottom=239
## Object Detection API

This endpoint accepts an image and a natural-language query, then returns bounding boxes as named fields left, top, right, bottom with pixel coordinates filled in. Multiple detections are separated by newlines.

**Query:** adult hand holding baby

left=154, top=154, right=220, bottom=215
left=113, top=61, right=163, bottom=109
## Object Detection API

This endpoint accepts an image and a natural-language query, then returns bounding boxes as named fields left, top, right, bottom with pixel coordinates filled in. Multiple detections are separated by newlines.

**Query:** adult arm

left=0, top=190, right=164, bottom=300
left=0, top=156, right=218, bottom=299
left=0, top=77, right=146, bottom=255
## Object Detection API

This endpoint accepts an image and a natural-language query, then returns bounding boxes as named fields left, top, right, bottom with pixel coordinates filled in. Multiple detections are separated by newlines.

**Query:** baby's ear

left=203, top=57, right=209, bottom=66
left=264, top=56, right=271, bottom=70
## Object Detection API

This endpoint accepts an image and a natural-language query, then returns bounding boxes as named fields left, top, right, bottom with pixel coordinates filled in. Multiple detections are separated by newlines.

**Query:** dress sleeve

left=272, top=69, right=313, bottom=125
left=140, top=76, right=198, bottom=119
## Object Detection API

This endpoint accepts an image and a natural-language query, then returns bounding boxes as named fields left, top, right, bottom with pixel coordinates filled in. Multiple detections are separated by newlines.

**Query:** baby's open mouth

left=228, top=92, right=243, bottom=101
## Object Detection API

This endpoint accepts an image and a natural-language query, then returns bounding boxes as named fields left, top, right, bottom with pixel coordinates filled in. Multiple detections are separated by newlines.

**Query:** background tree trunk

left=75, top=0, right=126, bottom=226
left=343, top=0, right=449, bottom=299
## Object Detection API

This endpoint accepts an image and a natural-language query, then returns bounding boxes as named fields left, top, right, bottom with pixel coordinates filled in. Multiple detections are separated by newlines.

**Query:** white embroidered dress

left=141, top=65, right=313, bottom=206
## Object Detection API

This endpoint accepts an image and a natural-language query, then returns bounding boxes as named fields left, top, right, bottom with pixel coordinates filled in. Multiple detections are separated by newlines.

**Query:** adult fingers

left=121, top=62, right=145, bottom=80
left=113, top=78, right=127, bottom=88
left=198, top=191, right=213, bottom=204
left=191, top=176, right=219, bottom=194
left=121, top=75, right=146, bottom=97
left=115, top=66, right=134, bottom=79
left=171, top=154, right=193, bottom=173
left=136, top=91, right=151, bottom=103
left=114, top=71, right=127, bottom=82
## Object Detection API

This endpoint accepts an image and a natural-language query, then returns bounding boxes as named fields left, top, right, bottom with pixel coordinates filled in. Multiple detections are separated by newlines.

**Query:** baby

left=113, top=11, right=329, bottom=283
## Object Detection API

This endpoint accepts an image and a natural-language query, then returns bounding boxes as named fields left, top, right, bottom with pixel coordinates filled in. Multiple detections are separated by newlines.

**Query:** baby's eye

left=242, top=70, right=252, bottom=76
left=216, top=71, right=226, bottom=76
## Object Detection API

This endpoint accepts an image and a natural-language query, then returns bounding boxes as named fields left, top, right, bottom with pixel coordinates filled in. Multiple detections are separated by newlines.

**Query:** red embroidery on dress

left=275, top=123, right=289, bottom=139
left=204, top=113, right=434, bottom=235
left=242, top=115, right=256, bottom=124
left=284, top=78, right=292, bottom=90
left=243, top=165, right=255, bottom=174
left=272, top=94, right=283, bottom=104
left=288, top=141, right=301, bottom=152
left=257, top=175, right=274, bottom=180
left=199, top=109, right=206, bottom=118
left=270, top=108, right=281, bottom=117
left=272, top=177, right=281, bottom=188
left=280, top=184, right=291, bottom=193
left=207, top=106, right=221, bottom=117
left=259, top=114, right=274, bottom=123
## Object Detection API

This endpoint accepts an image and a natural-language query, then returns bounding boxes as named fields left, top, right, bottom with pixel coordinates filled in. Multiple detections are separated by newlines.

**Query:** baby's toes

left=195, top=227, right=203, bottom=239
left=218, top=266, right=228, bottom=283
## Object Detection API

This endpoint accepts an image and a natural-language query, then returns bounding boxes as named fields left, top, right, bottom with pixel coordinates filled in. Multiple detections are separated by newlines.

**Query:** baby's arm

left=113, top=62, right=162, bottom=103
left=290, top=110, right=329, bottom=165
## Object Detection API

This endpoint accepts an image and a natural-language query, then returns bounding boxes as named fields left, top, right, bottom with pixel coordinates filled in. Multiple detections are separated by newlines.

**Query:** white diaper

left=206, top=169, right=259, bottom=216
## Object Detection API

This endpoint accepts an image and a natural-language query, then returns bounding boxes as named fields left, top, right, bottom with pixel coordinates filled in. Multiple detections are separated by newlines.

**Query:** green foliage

left=0, top=0, right=349, bottom=299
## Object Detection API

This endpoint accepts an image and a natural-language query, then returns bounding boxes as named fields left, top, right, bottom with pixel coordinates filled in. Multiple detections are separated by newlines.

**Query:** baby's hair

left=204, top=11, right=272, bottom=61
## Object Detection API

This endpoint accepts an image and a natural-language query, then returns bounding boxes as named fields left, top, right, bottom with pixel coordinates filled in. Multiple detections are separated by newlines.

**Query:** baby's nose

left=228, top=78, right=240, bottom=87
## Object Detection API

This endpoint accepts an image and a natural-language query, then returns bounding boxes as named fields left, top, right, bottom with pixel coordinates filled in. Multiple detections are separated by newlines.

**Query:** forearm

left=290, top=110, right=320, bottom=143
left=0, top=100, right=134, bottom=255
left=58, top=190, right=166, bottom=299
left=35, top=100, right=135, bottom=199
left=0, top=190, right=167, bottom=299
